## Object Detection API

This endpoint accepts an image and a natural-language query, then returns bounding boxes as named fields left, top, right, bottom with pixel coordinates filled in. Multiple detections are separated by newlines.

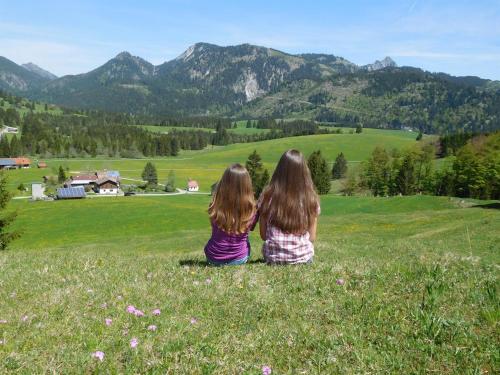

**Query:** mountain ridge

left=0, top=42, right=499, bottom=134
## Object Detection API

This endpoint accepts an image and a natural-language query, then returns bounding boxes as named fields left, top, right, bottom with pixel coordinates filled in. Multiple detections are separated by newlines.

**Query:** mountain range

left=1, top=42, right=499, bottom=133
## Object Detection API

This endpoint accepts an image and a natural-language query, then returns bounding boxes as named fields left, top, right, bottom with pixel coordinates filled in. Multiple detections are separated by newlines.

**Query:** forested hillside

left=1, top=43, right=499, bottom=135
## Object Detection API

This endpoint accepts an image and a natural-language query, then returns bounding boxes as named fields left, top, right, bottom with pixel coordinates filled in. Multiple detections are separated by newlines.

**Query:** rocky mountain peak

left=22, top=63, right=57, bottom=80
left=363, top=56, right=397, bottom=71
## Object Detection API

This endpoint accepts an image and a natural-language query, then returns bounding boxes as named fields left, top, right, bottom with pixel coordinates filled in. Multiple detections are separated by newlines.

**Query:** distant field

left=1, top=194, right=498, bottom=372
left=138, top=122, right=270, bottom=135
left=0, top=101, right=62, bottom=116
left=2, top=129, right=418, bottom=193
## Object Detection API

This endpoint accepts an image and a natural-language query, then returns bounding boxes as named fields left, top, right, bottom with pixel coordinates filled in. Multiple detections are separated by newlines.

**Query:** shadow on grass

left=179, top=258, right=265, bottom=267
left=471, top=202, right=500, bottom=210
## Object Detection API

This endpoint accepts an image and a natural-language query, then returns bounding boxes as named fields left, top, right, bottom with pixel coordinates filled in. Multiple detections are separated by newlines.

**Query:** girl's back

left=258, top=149, right=319, bottom=264
left=204, top=164, right=256, bottom=265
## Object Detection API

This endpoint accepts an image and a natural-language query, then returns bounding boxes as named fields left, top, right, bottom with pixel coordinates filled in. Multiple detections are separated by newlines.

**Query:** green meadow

left=0, top=129, right=498, bottom=373
left=5, top=129, right=418, bottom=193
left=1, top=194, right=499, bottom=373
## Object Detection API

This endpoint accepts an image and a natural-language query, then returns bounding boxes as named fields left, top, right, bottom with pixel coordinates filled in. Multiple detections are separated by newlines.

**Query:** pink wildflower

left=205, top=278, right=212, bottom=284
left=152, top=308, right=161, bottom=316
left=190, top=317, right=198, bottom=324
left=336, top=278, right=345, bottom=286
left=130, top=338, right=138, bottom=348
left=21, top=315, right=28, bottom=322
left=134, top=309, right=145, bottom=317
left=105, top=318, right=112, bottom=326
left=92, top=351, right=105, bottom=361
left=126, top=305, right=136, bottom=314
left=101, top=303, right=107, bottom=309
left=147, top=324, right=157, bottom=331
left=0, top=319, right=7, bottom=324
left=262, top=365, right=272, bottom=375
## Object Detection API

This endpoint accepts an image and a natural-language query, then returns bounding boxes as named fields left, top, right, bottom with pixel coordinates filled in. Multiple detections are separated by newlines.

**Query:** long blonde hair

left=209, top=163, right=256, bottom=234
left=260, top=149, right=319, bottom=234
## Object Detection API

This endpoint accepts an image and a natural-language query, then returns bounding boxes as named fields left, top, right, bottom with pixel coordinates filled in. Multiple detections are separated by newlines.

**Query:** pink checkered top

left=262, top=205, right=320, bottom=264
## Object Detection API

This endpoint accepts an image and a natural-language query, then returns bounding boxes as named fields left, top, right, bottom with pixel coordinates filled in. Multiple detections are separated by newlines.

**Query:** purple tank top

left=204, top=214, right=258, bottom=262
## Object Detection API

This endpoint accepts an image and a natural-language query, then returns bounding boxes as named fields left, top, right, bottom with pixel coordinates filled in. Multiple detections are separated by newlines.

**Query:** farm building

left=13, top=157, right=31, bottom=168
left=66, top=174, right=98, bottom=187
left=95, top=177, right=119, bottom=194
left=0, top=157, right=31, bottom=169
left=57, top=186, right=86, bottom=199
left=0, top=159, right=16, bottom=170
left=31, top=183, right=45, bottom=200
left=187, top=179, right=199, bottom=192
left=37, top=161, right=47, bottom=168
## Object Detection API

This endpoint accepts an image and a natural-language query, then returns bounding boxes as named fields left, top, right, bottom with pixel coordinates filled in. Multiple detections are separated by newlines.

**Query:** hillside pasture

left=0, top=194, right=498, bottom=373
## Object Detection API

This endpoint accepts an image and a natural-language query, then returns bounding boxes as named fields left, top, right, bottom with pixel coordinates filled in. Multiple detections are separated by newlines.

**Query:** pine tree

left=332, top=152, right=348, bottom=179
left=165, top=170, right=176, bottom=192
left=255, top=169, right=270, bottom=198
left=355, top=124, right=363, bottom=133
left=246, top=120, right=252, bottom=128
left=245, top=150, right=268, bottom=198
left=0, top=136, right=10, bottom=157
left=58, top=166, right=67, bottom=183
left=142, top=162, right=158, bottom=186
left=9, top=135, right=21, bottom=156
left=170, top=137, right=180, bottom=156
left=416, top=131, right=423, bottom=141
left=365, top=147, right=391, bottom=196
left=395, top=152, right=417, bottom=195
left=308, top=150, right=331, bottom=194
left=0, top=173, right=18, bottom=250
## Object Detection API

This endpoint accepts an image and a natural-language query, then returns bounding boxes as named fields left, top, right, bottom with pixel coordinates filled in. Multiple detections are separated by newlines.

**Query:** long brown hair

left=260, top=149, right=319, bottom=234
left=209, top=163, right=256, bottom=234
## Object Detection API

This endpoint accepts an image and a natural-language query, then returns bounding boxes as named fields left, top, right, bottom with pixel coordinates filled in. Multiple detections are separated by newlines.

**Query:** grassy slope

left=137, top=122, right=270, bottom=136
left=0, top=195, right=498, bottom=373
left=3, top=128, right=418, bottom=193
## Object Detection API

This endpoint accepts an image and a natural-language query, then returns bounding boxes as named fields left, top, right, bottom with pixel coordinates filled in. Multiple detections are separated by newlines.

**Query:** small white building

left=95, top=177, right=119, bottom=194
left=31, top=183, right=45, bottom=200
left=187, top=180, right=199, bottom=192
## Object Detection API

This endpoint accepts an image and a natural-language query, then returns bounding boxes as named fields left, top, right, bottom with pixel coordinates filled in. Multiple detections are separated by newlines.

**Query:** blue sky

left=1, top=0, right=499, bottom=79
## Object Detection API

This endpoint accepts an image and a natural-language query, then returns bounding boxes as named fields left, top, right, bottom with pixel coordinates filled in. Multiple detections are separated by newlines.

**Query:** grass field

left=0, top=194, right=498, bottom=373
left=0, top=129, right=497, bottom=373
left=3, top=128, right=418, bottom=194
left=138, top=122, right=270, bottom=136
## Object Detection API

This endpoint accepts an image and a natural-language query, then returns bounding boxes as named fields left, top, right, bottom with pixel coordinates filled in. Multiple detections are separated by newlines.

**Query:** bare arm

left=259, top=216, right=267, bottom=241
left=309, top=216, right=318, bottom=242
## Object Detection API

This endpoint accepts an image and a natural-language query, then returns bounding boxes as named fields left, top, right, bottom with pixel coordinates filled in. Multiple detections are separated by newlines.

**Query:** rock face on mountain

left=1, top=42, right=371, bottom=114
left=363, top=57, right=397, bottom=71
left=21, top=63, right=57, bottom=80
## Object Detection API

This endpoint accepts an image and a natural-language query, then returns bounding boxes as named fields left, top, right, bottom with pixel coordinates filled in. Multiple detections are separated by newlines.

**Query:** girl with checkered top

left=258, top=150, right=320, bottom=264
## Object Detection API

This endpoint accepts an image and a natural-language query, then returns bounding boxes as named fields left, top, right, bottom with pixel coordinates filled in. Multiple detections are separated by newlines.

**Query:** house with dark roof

left=95, top=177, right=119, bottom=194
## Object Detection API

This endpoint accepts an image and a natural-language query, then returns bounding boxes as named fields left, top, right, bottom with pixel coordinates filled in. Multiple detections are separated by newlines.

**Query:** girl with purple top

left=204, top=164, right=257, bottom=265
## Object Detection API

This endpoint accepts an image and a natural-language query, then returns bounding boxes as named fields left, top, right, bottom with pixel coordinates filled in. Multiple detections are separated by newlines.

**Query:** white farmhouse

left=187, top=179, right=199, bottom=192
left=95, top=177, right=119, bottom=194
